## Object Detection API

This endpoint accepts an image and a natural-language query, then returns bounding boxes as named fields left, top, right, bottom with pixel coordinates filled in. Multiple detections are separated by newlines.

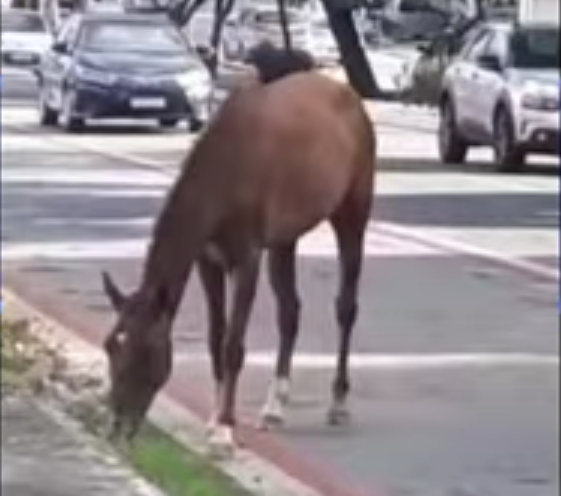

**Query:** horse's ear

left=101, top=271, right=126, bottom=312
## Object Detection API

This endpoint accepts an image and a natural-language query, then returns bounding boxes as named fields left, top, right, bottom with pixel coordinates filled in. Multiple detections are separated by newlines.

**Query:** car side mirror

left=417, top=42, right=434, bottom=56
left=52, top=41, right=68, bottom=54
left=477, top=54, right=502, bottom=72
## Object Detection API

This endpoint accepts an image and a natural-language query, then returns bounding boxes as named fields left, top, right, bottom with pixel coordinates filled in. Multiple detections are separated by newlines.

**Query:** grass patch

left=1, top=315, right=255, bottom=496
left=119, top=424, right=252, bottom=496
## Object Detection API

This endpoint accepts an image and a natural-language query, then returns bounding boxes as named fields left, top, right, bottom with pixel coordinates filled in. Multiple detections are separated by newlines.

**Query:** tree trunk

left=277, top=0, right=293, bottom=50
left=319, top=0, right=382, bottom=99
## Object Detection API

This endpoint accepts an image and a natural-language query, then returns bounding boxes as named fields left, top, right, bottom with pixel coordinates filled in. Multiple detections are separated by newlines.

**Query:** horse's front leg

left=197, top=253, right=226, bottom=435
left=260, top=243, right=300, bottom=429
left=208, top=249, right=262, bottom=457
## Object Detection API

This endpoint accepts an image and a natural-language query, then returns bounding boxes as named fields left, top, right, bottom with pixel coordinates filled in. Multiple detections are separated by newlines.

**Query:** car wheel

left=60, top=89, right=84, bottom=132
left=188, top=117, right=204, bottom=133
left=493, top=107, right=525, bottom=173
left=438, top=99, right=468, bottom=164
left=159, top=118, right=178, bottom=128
left=38, top=89, right=58, bottom=126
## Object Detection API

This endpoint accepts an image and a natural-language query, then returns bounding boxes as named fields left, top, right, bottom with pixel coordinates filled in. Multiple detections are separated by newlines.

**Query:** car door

left=451, top=29, right=493, bottom=137
left=470, top=29, right=509, bottom=139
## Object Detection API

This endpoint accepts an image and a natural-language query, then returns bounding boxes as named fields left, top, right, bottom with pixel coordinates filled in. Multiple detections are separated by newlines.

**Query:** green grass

left=2, top=317, right=254, bottom=496
left=119, top=424, right=252, bottom=496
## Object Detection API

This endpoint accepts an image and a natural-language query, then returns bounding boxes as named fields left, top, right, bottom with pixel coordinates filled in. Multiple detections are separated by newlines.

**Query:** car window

left=485, top=29, right=509, bottom=64
left=2, top=11, right=45, bottom=32
left=79, top=21, right=186, bottom=53
left=463, top=29, right=491, bottom=61
left=253, top=10, right=302, bottom=25
left=510, top=26, right=559, bottom=69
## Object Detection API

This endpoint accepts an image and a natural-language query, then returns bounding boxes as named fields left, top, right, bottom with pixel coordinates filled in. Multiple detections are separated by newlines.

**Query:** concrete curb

left=2, top=287, right=325, bottom=496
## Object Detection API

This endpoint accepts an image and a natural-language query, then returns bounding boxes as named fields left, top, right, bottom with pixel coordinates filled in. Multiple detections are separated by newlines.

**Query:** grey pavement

left=1, top=68, right=559, bottom=496
left=1, top=392, right=163, bottom=496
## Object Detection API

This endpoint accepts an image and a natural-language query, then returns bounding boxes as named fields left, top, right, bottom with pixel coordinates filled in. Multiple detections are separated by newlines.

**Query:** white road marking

left=178, top=351, right=559, bottom=369
left=1, top=229, right=443, bottom=262
left=2, top=108, right=558, bottom=280
left=378, top=222, right=559, bottom=281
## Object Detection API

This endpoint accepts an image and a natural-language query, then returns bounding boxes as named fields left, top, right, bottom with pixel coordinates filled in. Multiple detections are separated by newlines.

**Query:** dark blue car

left=36, top=11, right=212, bottom=132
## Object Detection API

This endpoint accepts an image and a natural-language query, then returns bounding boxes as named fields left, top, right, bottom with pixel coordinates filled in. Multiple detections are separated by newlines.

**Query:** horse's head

left=101, top=271, right=173, bottom=439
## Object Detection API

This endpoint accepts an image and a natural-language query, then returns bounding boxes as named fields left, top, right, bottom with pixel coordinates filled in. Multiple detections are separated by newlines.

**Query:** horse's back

left=249, top=74, right=375, bottom=242
left=196, top=72, right=375, bottom=245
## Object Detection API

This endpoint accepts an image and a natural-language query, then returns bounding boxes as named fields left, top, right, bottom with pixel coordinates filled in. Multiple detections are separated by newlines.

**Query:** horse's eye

left=105, top=332, right=127, bottom=354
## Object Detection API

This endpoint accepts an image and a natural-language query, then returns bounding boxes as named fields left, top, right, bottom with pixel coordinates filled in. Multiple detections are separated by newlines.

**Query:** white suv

left=438, top=20, right=559, bottom=171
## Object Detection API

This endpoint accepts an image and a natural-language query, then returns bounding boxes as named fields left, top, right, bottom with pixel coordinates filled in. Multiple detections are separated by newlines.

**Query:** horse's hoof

left=205, top=415, right=219, bottom=437
left=258, top=411, right=284, bottom=431
left=207, top=425, right=236, bottom=460
left=327, top=405, right=351, bottom=426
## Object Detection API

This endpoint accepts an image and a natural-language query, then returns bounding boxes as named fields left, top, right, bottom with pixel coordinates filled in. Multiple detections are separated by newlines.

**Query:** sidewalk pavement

left=1, top=391, right=164, bottom=496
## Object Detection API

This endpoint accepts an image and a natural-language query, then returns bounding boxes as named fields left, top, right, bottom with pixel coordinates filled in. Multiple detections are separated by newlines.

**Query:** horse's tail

left=244, top=41, right=316, bottom=84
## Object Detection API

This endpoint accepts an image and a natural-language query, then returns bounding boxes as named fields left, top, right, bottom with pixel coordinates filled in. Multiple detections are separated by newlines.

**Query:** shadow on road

left=375, top=191, right=559, bottom=229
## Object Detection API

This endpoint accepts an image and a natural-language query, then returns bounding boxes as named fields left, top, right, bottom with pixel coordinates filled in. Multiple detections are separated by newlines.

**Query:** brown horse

left=101, top=45, right=376, bottom=454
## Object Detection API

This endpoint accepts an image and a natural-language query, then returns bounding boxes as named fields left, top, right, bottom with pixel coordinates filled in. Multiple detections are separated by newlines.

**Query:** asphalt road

left=1, top=67, right=559, bottom=496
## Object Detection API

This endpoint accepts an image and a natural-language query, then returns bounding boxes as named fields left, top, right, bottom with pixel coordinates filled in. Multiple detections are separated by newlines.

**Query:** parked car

left=221, top=6, right=311, bottom=62
left=36, top=11, right=212, bottom=132
left=1, top=8, right=52, bottom=68
left=404, top=0, right=518, bottom=106
left=403, top=20, right=486, bottom=105
left=438, top=20, right=559, bottom=171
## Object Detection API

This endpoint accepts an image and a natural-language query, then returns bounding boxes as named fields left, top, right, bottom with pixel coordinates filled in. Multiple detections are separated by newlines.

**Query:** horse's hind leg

left=197, top=254, right=227, bottom=434
left=260, top=243, right=301, bottom=429
left=328, top=189, right=370, bottom=425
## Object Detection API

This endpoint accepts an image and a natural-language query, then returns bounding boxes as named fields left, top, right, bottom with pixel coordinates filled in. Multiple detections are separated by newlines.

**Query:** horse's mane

left=244, top=41, right=316, bottom=84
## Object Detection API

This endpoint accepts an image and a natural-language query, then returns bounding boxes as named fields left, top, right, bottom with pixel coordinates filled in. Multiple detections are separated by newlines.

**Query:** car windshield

left=253, top=10, right=304, bottom=25
left=2, top=11, right=45, bottom=32
left=81, top=21, right=186, bottom=54
left=511, top=26, right=559, bottom=69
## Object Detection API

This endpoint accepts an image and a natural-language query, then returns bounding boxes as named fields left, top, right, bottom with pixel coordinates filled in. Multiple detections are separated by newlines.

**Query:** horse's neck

left=140, top=165, right=217, bottom=317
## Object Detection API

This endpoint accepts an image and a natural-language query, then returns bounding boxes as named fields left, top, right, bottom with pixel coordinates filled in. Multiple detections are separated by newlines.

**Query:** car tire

left=493, top=107, right=525, bottom=173
left=438, top=99, right=468, bottom=164
left=60, top=89, right=85, bottom=132
left=159, top=118, right=178, bottom=128
left=39, top=90, right=58, bottom=126
left=188, top=117, right=204, bottom=133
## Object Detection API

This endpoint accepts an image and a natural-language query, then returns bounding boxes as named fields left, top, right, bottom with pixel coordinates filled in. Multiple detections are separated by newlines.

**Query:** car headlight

left=176, top=70, right=211, bottom=97
left=75, top=65, right=117, bottom=86
left=520, top=81, right=559, bottom=111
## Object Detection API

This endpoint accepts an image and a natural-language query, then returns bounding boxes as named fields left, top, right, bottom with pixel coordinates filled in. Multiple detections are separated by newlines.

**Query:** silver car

left=1, top=9, right=52, bottom=68
left=438, top=20, right=559, bottom=171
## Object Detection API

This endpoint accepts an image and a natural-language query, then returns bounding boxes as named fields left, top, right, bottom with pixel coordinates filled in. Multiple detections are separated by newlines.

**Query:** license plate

left=130, top=97, right=166, bottom=109
left=8, top=52, right=35, bottom=63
